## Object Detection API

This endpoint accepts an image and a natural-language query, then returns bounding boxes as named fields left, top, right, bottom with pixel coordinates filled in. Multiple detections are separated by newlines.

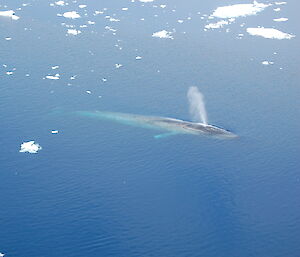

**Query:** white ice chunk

left=79, top=5, right=87, bottom=9
left=63, top=11, right=80, bottom=19
left=211, top=2, right=270, bottom=19
left=152, top=30, right=173, bottom=39
left=115, top=64, right=123, bottom=68
left=55, top=1, right=65, bottom=6
left=262, top=60, right=274, bottom=65
left=205, top=20, right=230, bottom=29
left=46, top=74, right=60, bottom=80
left=135, top=56, right=142, bottom=60
left=67, top=29, right=81, bottom=35
left=247, top=27, right=295, bottom=39
left=0, top=10, right=20, bottom=20
left=273, top=17, right=288, bottom=22
left=51, top=130, right=59, bottom=134
left=19, top=141, right=42, bottom=153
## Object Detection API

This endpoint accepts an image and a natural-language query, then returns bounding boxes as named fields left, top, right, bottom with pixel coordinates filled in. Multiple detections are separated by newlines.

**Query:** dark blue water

left=1, top=0, right=299, bottom=256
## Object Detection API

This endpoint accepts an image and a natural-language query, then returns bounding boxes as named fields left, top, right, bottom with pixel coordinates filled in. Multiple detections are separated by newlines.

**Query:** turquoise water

left=0, top=0, right=299, bottom=256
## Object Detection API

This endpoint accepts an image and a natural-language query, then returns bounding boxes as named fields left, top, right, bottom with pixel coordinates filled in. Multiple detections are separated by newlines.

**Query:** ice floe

left=115, top=64, right=123, bottom=68
left=51, top=130, right=59, bottom=134
left=273, top=17, right=288, bottom=22
left=205, top=19, right=233, bottom=29
left=51, top=65, right=59, bottom=69
left=63, top=11, right=80, bottom=19
left=67, top=29, right=81, bottom=35
left=211, top=2, right=270, bottom=19
left=0, top=10, right=20, bottom=20
left=19, top=141, right=42, bottom=154
left=247, top=27, right=295, bottom=39
left=262, top=60, right=274, bottom=65
left=139, top=0, right=154, bottom=2
left=79, top=5, right=87, bottom=9
left=55, top=1, right=65, bottom=6
left=152, top=30, right=173, bottom=39
left=46, top=74, right=60, bottom=80
left=135, top=56, right=142, bottom=60
left=273, top=8, right=281, bottom=12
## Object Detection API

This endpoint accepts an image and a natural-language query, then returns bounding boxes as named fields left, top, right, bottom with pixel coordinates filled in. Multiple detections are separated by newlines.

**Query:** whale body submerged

left=76, top=111, right=237, bottom=139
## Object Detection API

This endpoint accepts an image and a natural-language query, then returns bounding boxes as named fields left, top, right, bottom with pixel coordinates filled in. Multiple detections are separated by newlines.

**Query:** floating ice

left=19, top=141, right=42, bottom=154
left=205, top=20, right=230, bottom=29
left=51, top=130, right=59, bottom=134
left=0, top=10, right=20, bottom=20
left=273, top=8, right=281, bottom=12
left=67, top=29, right=81, bottom=35
left=247, top=27, right=295, bottom=39
left=86, top=90, right=91, bottom=94
left=79, top=5, right=87, bottom=9
left=152, top=30, right=173, bottom=39
left=63, top=11, right=80, bottom=19
left=135, top=56, right=142, bottom=60
left=262, top=60, right=274, bottom=65
left=6, top=71, right=13, bottom=75
left=139, top=0, right=154, bottom=2
left=273, top=17, right=288, bottom=22
left=211, top=2, right=270, bottom=19
left=51, top=65, right=59, bottom=69
left=46, top=74, right=60, bottom=79
left=275, top=1, right=287, bottom=5
left=115, top=64, right=123, bottom=68
left=55, top=1, right=65, bottom=6
left=0, top=252, right=5, bottom=257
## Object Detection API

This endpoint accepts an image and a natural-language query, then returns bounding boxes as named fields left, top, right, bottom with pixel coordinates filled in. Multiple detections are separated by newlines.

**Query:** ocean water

left=0, top=0, right=300, bottom=256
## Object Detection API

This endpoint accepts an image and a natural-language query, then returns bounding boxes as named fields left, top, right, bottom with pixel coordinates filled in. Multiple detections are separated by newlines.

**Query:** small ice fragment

left=178, top=20, right=184, bottom=23
left=273, top=17, right=288, bottom=22
left=0, top=252, right=5, bottom=257
left=46, top=74, right=60, bottom=80
left=5, top=37, right=12, bottom=40
left=247, top=27, right=295, bottom=39
left=79, top=5, right=87, bottom=8
left=205, top=20, right=230, bottom=29
left=86, top=90, right=91, bottom=94
left=55, top=1, right=65, bottom=6
left=262, top=61, right=274, bottom=65
left=152, top=30, right=173, bottom=39
left=6, top=71, right=13, bottom=75
left=139, top=0, right=154, bottom=2
left=102, top=78, right=107, bottom=82
left=67, top=29, right=81, bottom=35
left=63, top=11, right=80, bottom=19
left=109, top=17, right=120, bottom=22
left=87, top=20, right=95, bottom=24
left=211, top=2, right=271, bottom=19
left=160, top=5, right=166, bottom=8
left=19, top=141, right=42, bottom=153
left=0, top=10, right=20, bottom=20
left=135, top=56, right=142, bottom=60
left=115, top=64, right=123, bottom=68
left=122, top=8, right=128, bottom=11
left=274, top=8, right=281, bottom=11
left=275, top=1, right=286, bottom=5
left=51, top=65, right=59, bottom=69
left=51, top=130, right=59, bottom=134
